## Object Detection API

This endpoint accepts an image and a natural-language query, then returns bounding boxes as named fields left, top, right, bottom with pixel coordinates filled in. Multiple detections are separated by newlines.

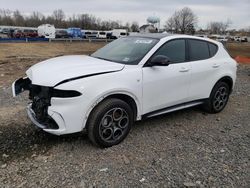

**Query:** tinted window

left=154, top=39, right=186, bottom=63
left=189, top=40, right=210, bottom=61
left=208, top=43, right=218, bottom=57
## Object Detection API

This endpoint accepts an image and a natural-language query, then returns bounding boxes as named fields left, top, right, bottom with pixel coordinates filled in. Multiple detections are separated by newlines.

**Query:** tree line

left=0, top=9, right=140, bottom=31
left=1, top=7, right=248, bottom=35
left=164, top=7, right=237, bottom=35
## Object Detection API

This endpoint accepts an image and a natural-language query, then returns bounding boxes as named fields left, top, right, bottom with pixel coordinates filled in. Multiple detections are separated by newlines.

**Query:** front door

left=142, top=39, right=191, bottom=114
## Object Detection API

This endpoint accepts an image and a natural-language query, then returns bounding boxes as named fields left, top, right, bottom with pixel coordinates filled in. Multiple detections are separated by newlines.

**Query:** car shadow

left=0, top=122, right=89, bottom=163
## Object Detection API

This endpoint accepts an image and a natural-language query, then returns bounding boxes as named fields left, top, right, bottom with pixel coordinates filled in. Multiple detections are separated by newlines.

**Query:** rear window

left=188, top=39, right=210, bottom=61
left=208, top=43, right=218, bottom=57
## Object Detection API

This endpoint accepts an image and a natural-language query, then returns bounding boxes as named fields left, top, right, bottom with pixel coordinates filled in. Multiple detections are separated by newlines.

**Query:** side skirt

left=142, top=99, right=206, bottom=119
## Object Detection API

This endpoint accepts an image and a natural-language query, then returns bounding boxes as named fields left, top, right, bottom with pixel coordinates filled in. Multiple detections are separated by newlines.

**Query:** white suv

left=12, top=34, right=237, bottom=147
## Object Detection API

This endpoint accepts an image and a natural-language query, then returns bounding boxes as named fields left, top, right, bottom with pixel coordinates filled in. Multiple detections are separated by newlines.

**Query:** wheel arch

left=104, top=94, right=138, bottom=121
left=213, top=76, right=234, bottom=94
left=85, top=91, right=141, bottom=128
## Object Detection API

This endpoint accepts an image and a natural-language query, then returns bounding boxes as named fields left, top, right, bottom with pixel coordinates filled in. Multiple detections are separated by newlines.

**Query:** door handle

left=179, top=67, right=190, bottom=72
left=212, top=63, right=220, bottom=68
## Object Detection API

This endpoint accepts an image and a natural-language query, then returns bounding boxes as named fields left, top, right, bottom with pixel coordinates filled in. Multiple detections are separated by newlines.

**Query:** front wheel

left=87, top=98, right=134, bottom=147
left=202, top=82, right=230, bottom=113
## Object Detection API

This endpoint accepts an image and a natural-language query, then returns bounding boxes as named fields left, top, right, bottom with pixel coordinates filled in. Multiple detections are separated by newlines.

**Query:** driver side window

left=154, top=39, right=186, bottom=63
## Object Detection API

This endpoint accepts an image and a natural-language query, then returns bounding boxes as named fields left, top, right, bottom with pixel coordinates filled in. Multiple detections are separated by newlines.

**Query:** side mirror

left=148, top=55, right=171, bottom=66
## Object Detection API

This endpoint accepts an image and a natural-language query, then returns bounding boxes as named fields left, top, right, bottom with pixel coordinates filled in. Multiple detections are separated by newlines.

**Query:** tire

left=202, top=82, right=230, bottom=113
left=87, top=98, right=134, bottom=148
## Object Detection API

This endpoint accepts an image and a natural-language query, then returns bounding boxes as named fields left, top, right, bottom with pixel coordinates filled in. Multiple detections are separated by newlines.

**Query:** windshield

left=91, top=37, right=158, bottom=65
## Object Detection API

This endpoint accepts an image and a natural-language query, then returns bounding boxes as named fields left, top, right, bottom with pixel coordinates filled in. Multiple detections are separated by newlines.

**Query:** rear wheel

left=202, top=82, right=230, bottom=113
left=87, top=98, right=133, bottom=147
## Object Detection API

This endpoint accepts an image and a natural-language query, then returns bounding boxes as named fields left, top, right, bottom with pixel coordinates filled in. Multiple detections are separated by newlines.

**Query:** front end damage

left=12, top=77, right=82, bottom=133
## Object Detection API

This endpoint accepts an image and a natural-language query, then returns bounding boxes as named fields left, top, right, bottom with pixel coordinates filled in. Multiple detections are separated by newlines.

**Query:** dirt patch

left=226, top=42, right=250, bottom=58
left=0, top=42, right=106, bottom=87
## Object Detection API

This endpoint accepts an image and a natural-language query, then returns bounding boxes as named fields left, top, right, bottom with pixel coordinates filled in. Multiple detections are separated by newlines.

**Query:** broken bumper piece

left=26, top=104, right=67, bottom=135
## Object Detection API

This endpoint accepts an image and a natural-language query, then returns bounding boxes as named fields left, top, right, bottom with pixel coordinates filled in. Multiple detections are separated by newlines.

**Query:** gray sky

left=1, top=0, right=250, bottom=29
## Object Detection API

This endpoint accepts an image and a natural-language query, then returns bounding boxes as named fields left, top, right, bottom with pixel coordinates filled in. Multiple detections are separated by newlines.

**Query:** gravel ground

left=0, top=59, right=250, bottom=187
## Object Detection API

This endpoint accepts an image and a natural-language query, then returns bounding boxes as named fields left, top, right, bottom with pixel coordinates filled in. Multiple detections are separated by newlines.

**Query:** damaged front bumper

left=12, top=77, right=84, bottom=135
left=26, top=103, right=67, bottom=135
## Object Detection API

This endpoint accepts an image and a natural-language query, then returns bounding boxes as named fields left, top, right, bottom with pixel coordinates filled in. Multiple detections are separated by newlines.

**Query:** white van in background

left=97, top=31, right=107, bottom=39
left=110, top=29, right=128, bottom=39
left=216, top=36, right=228, bottom=42
left=38, top=24, right=56, bottom=39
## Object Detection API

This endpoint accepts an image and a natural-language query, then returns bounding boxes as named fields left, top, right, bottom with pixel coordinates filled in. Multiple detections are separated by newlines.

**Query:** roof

left=128, top=33, right=173, bottom=39
left=139, top=24, right=154, bottom=30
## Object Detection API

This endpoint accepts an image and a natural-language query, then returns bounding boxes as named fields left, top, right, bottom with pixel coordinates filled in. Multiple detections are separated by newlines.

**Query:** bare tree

left=0, top=8, right=129, bottom=30
left=165, top=7, right=197, bottom=34
left=53, top=9, right=65, bottom=22
left=207, top=19, right=232, bottom=34
left=131, top=22, right=139, bottom=32
left=0, top=9, right=13, bottom=25
left=13, top=10, right=25, bottom=26
left=164, top=17, right=175, bottom=33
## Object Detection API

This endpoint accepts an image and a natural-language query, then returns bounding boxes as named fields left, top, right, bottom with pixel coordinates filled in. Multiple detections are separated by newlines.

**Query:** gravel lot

left=0, top=43, right=250, bottom=187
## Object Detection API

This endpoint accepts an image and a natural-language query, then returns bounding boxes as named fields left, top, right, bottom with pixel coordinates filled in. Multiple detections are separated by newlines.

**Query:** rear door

left=187, top=39, right=220, bottom=100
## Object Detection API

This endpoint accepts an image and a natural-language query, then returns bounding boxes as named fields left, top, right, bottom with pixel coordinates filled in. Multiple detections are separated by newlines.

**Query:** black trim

left=143, top=38, right=189, bottom=67
left=54, top=70, right=120, bottom=87
left=51, top=89, right=82, bottom=98
left=144, top=38, right=219, bottom=67
left=142, top=99, right=206, bottom=119
left=14, top=77, right=31, bottom=96
left=187, top=39, right=219, bottom=62
left=208, top=42, right=219, bottom=58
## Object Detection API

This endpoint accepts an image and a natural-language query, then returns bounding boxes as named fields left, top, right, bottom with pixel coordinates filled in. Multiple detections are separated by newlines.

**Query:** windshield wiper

left=92, top=56, right=111, bottom=62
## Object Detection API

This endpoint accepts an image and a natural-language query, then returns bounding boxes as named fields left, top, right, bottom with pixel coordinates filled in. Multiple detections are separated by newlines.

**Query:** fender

left=82, top=90, right=142, bottom=130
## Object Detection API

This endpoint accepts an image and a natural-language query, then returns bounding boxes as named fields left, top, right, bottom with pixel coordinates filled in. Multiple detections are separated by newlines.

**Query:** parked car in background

left=234, top=36, right=241, bottom=42
left=55, top=30, right=69, bottom=38
left=12, top=34, right=237, bottom=147
left=240, top=36, right=248, bottom=42
left=196, top=35, right=208, bottom=38
left=88, top=31, right=98, bottom=38
left=216, top=36, right=228, bottom=42
left=97, top=31, right=107, bottom=39
left=84, top=31, right=92, bottom=38
left=107, top=29, right=128, bottom=39
left=38, top=24, right=56, bottom=39
left=23, top=29, right=38, bottom=38
left=109, top=29, right=128, bottom=39
left=2, top=28, right=10, bottom=34
left=13, top=30, right=24, bottom=38
left=2, top=28, right=16, bottom=38
left=106, top=32, right=113, bottom=39
left=67, top=28, right=83, bottom=38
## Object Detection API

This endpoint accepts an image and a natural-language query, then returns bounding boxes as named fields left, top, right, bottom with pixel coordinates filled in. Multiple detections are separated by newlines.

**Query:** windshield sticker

left=123, top=57, right=130, bottom=62
left=135, top=39, right=153, bottom=44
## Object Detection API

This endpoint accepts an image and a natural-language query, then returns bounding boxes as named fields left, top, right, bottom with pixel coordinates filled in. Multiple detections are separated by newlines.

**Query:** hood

left=26, top=55, right=124, bottom=87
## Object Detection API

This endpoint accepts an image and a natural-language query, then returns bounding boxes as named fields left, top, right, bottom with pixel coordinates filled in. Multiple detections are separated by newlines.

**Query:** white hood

left=26, top=55, right=124, bottom=87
